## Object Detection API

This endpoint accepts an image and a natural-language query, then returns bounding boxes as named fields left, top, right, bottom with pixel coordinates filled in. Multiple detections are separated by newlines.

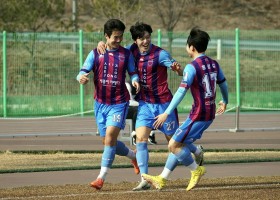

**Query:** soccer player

left=76, top=19, right=140, bottom=190
left=97, top=22, right=205, bottom=191
left=142, top=27, right=229, bottom=191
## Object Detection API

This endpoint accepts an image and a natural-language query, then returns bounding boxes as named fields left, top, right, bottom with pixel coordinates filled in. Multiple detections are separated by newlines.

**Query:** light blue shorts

left=135, top=101, right=179, bottom=136
left=94, top=101, right=129, bottom=137
left=172, top=117, right=213, bottom=144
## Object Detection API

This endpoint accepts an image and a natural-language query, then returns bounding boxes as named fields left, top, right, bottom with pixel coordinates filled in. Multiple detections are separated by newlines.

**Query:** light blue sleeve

left=217, top=66, right=228, bottom=104
left=217, top=66, right=226, bottom=82
left=125, top=44, right=132, bottom=50
left=127, top=53, right=139, bottom=82
left=165, top=64, right=196, bottom=114
left=76, top=51, right=95, bottom=81
left=218, top=81, right=229, bottom=104
left=158, top=50, right=176, bottom=69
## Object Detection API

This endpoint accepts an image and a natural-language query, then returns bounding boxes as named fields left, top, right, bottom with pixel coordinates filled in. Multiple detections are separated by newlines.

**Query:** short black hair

left=187, top=27, right=210, bottom=53
left=104, top=19, right=126, bottom=38
left=130, top=22, right=153, bottom=41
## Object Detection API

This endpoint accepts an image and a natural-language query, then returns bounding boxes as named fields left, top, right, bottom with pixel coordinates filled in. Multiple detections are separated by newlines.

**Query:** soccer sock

left=136, top=142, right=149, bottom=174
left=186, top=143, right=202, bottom=156
left=174, top=146, right=194, bottom=167
left=97, top=166, right=109, bottom=180
left=186, top=143, right=197, bottom=154
left=160, top=167, right=172, bottom=180
left=115, top=140, right=129, bottom=156
left=126, top=149, right=136, bottom=160
left=194, top=146, right=202, bottom=156
left=115, top=140, right=135, bottom=159
left=101, top=145, right=116, bottom=168
left=188, top=161, right=198, bottom=171
left=165, top=153, right=179, bottom=171
left=99, top=145, right=116, bottom=181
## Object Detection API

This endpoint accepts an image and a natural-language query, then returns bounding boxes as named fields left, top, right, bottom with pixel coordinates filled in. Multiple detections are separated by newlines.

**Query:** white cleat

left=132, top=180, right=151, bottom=191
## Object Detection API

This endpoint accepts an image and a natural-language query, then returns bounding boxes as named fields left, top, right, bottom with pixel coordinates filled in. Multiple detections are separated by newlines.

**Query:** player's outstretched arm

left=171, top=62, right=183, bottom=76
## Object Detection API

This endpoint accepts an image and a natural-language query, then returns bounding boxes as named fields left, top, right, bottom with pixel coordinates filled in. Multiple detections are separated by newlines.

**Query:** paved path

left=0, top=112, right=279, bottom=188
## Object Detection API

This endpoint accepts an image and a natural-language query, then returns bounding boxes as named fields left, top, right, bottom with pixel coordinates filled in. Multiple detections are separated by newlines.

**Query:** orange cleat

left=90, top=178, right=104, bottom=190
left=131, top=159, right=140, bottom=174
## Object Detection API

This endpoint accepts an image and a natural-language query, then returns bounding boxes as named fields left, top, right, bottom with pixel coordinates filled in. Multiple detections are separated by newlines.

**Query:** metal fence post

left=230, top=28, right=241, bottom=132
left=79, top=30, right=84, bottom=116
left=217, top=39, right=222, bottom=60
left=2, top=31, right=7, bottom=117
left=157, top=29, right=161, bottom=47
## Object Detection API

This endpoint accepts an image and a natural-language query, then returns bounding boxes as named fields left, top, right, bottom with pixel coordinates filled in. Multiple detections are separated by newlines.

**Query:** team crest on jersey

left=148, top=60, right=153, bottom=66
left=119, top=54, right=125, bottom=62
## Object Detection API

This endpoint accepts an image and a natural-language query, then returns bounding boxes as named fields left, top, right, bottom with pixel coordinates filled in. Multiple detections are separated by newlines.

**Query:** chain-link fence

left=1, top=30, right=280, bottom=117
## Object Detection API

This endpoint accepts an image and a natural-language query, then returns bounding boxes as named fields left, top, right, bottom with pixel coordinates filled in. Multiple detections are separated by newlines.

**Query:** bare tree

left=88, top=0, right=142, bottom=25
left=0, top=0, right=65, bottom=32
left=151, top=0, right=195, bottom=53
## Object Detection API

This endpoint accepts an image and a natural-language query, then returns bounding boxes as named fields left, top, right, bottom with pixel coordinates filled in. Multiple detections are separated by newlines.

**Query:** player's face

left=105, top=30, right=123, bottom=50
left=135, top=31, right=151, bottom=53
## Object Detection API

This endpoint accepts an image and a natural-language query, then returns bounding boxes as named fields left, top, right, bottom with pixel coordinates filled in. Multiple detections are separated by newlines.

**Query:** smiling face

left=105, top=30, right=123, bottom=50
left=135, top=31, right=151, bottom=53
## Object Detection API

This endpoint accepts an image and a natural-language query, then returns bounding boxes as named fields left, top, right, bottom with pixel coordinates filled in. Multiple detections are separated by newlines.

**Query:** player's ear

left=190, top=45, right=195, bottom=52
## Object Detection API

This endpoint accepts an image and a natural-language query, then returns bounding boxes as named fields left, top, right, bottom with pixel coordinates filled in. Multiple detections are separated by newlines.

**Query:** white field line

left=1, top=183, right=279, bottom=200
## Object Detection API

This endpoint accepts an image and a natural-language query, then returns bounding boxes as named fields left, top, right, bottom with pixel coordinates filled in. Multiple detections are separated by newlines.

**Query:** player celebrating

left=142, top=27, right=229, bottom=191
left=97, top=22, right=205, bottom=191
left=76, top=19, right=140, bottom=190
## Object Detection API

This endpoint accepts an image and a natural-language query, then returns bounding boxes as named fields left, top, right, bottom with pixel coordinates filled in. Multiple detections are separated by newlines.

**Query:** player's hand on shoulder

left=97, top=41, right=106, bottom=54
left=216, top=101, right=227, bottom=115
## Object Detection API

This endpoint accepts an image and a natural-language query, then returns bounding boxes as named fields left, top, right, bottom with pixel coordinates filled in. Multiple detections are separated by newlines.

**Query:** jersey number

left=202, top=72, right=217, bottom=98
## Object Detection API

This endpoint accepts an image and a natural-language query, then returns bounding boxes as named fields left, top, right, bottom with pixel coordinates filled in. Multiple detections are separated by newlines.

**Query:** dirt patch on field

left=0, top=176, right=279, bottom=200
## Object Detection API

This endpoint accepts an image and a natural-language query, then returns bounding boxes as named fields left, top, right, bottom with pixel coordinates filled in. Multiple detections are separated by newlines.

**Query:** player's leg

left=133, top=102, right=154, bottom=190
left=133, top=126, right=152, bottom=190
left=186, top=143, right=204, bottom=166
left=142, top=150, right=178, bottom=190
left=91, top=125, right=119, bottom=190
left=141, top=104, right=180, bottom=189
left=176, top=119, right=212, bottom=191
left=109, top=103, right=139, bottom=174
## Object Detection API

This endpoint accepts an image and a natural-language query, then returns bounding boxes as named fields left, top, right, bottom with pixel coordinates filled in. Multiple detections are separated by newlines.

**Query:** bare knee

left=168, top=140, right=183, bottom=154
left=136, top=127, right=152, bottom=143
